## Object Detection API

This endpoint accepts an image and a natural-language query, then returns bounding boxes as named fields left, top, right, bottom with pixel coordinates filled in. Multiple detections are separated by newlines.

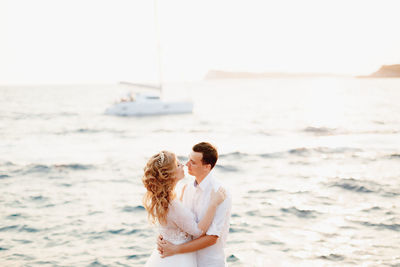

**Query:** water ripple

left=3, top=162, right=96, bottom=175
left=215, top=164, right=239, bottom=172
left=318, top=254, right=345, bottom=261
left=88, top=260, right=109, bottom=267
left=122, top=205, right=145, bottom=213
left=0, top=225, right=19, bottom=232
left=328, top=177, right=399, bottom=197
left=303, top=126, right=337, bottom=135
left=280, top=207, right=320, bottom=219
left=357, top=221, right=400, bottom=232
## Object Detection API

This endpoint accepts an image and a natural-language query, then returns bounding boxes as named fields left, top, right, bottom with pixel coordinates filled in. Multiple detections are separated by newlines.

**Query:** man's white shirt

left=182, top=171, right=232, bottom=267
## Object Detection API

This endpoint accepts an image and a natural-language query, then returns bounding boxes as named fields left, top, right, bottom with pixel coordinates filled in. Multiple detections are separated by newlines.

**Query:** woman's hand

left=157, top=236, right=179, bottom=258
left=210, top=187, right=226, bottom=206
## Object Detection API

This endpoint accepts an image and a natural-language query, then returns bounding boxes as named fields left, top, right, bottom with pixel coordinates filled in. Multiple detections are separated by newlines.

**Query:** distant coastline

left=204, top=70, right=349, bottom=80
left=357, top=64, right=400, bottom=78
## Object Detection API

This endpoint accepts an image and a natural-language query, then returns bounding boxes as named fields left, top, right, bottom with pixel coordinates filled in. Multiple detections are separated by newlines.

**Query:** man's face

left=186, top=151, right=206, bottom=177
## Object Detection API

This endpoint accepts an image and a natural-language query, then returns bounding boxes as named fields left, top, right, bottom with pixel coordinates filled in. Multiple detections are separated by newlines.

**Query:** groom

left=157, top=142, right=232, bottom=266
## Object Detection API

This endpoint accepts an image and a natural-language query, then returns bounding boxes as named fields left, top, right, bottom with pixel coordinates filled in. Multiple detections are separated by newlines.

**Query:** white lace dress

left=145, top=199, right=202, bottom=267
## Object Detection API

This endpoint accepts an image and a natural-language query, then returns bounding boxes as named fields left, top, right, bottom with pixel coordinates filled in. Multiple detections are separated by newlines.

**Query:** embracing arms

left=158, top=187, right=232, bottom=257
left=158, top=235, right=218, bottom=257
left=171, top=187, right=226, bottom=237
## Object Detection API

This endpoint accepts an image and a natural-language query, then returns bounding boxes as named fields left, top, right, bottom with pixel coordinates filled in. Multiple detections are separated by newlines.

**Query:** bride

left=142, top=150, right=226, bottom=267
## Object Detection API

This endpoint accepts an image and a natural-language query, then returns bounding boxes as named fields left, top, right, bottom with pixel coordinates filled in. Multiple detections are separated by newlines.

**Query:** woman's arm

left=198, top=187, right=226, bottom=234
left=171, top=187, right=226, bottom=237
left=158, top=235, right=218, bottom=258
left=159, top=188, right=232, bottom=258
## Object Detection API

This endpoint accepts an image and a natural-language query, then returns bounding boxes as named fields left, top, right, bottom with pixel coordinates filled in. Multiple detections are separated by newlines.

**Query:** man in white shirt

left=157, top=142, right=232, bottom=267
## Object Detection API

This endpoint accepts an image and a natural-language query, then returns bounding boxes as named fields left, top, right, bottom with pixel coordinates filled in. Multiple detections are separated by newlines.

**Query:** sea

left=1, top=77, right=399, bottom=267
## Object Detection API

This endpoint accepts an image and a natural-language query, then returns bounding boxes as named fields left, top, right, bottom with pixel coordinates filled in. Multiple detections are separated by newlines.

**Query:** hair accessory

left=158, top=152, right=165, bottom=165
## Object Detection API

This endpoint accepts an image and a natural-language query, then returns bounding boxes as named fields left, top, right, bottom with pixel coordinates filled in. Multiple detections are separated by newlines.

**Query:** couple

left=142, top=142, right=232, bottom=267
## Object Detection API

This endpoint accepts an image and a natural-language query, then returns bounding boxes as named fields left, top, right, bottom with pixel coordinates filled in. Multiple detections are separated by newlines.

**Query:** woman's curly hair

left=142, top=151, right=177, bottom=225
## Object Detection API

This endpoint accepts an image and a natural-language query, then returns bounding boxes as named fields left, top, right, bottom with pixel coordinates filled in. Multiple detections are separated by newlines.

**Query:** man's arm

left=158, top=235, right=218, bottom=258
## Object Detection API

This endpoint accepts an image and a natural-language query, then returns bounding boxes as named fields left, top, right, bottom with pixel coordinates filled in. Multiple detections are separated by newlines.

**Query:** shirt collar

left=193, top=171, right=213, bottom=191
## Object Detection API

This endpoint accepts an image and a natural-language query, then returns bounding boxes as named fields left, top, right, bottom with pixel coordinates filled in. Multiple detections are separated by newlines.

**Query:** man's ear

left=206, top=164, right=212, bottom=171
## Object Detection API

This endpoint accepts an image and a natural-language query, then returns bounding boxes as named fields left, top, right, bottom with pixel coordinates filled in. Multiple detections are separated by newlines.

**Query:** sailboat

left=105, top=1, right=193, bottom=116
left=104, top=82, right=193, bottom=116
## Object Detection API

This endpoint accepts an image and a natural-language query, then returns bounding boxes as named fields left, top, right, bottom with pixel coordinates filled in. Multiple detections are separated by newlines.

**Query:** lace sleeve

left=169, top=200, right=203, bottom=238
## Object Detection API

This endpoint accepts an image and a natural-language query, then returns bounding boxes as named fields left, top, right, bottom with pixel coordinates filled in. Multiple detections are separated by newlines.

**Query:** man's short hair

left=192, top=142, right=218, bottom=169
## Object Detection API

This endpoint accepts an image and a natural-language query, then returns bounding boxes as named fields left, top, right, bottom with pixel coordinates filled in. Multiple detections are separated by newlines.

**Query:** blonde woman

left=143, top=151, right=226, bottom=267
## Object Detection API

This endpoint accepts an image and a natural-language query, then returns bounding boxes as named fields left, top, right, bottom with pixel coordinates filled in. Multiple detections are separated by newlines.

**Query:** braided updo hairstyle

left=142, top=151, right=177, bottom=225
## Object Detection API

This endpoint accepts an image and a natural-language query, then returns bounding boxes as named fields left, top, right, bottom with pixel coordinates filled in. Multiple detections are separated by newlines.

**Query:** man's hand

left=157, top=235, right=179, bottom=258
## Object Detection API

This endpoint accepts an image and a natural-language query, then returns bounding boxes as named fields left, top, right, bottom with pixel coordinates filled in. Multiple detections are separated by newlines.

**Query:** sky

left=1, top=0, right=400, bottom=84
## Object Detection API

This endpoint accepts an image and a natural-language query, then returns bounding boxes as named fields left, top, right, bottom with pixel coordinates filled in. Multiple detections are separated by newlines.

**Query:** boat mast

left=153, top=0, right=163, bottom=98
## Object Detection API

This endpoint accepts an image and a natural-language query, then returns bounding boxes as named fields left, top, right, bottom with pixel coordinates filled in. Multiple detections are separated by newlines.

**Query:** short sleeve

left=169, top=200, right=203, bottom=238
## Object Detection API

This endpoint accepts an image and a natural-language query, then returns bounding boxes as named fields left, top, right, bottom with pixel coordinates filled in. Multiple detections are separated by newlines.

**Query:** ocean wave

left=53, top=163, right=93, bottom=170
left=12, top=239, right=33, bottom=244
left=87, top=228, right=144, bottom=238
left=229, top=227, right=252, bottom=233
left=260, top=147, right=362, bottom=159
left=288, top=148, right=311, bottom=156
left=19, top=225, right=40, bottom=233
left=32, top=261, right=58, bottom=266
left=214, top=164, right=239, bottom=172
left=126, top=254, right=149, bottom=260
left=257, top=240, right=285, bottom=246
left=6, top=213, right=24, bottom=219
left=0, top=224, right=40, bottom=233
left=280, top=207, right=320, bottom=219
left=88, top=259, right=110, bottom=267
left=289, top=147, right=362, bottom=156
left=54, top=128, right=124, bottom=135
left=313, top=147, right=362, bottom=154
left=248, top=189, right=280, bottom=194
left=153, top=129, right=175, bottom=133
left=8, top=253, right=35, bottom=261
left=361, top=206, right=382, bottom=212
left=125, top=229, right=139, bottom=235
left=303, top=126, right=400, bottom=136
left=330, top=179, right=375, bottom=193
left=122, top=205, right=145, bottom=213
left=259, top=152, right=284, bottom=158
left=0, top=225, right=18, bottom=232
left=10, top=112, right=78, bottom=121
left=108, top=229, right=125, bottom=235
left=318, top=254, right=345, bottom=261
left=219, top=151, right=250, bottom=159
left=25, top=164, right=51, bottom=173
left=74, top=128, right=102, bottom=134
left=353, top=221, right=400, bottom=232
left=59, top=183, right=72, bottom=187
left=226, top=254, right=240, bottom=262
left=303, top=126, right=337, bottom=135
left=246, top=210, right=260, bottom=217
left=211, top=147, right=364, bottom=163
left=2, top=162, right=95, bottom=175
left=327, top=178, right=399, bottom=197
left=30, top=195, right=48, bottom=201
left=0, top=161, right=15, bottom=166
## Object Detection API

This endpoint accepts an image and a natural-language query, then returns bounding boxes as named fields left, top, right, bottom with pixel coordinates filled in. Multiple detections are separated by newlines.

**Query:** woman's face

left=175, top=158, right=185, bottom=181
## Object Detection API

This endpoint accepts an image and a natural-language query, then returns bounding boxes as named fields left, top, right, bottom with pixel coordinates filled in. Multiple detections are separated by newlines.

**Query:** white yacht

left=105, top=90, right=193, bottom=116
left=104, top=0, right=193, bottom=117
